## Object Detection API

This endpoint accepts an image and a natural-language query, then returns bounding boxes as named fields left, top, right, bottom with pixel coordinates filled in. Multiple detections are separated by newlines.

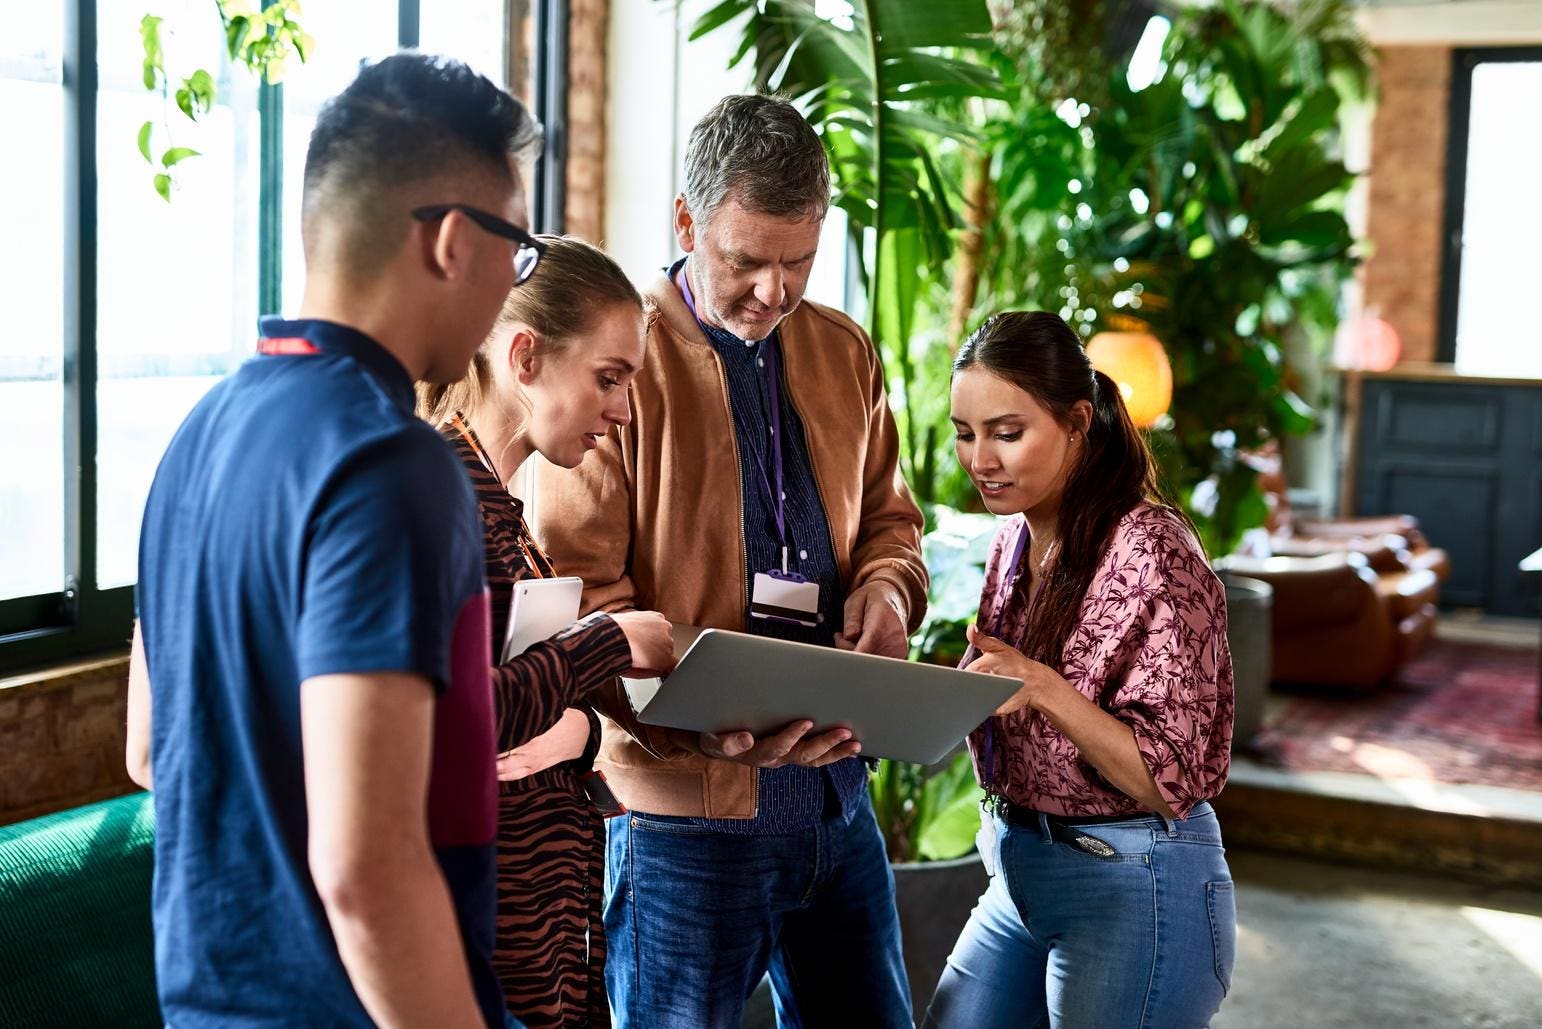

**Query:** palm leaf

left=681, top=0, right=1000, bottom=337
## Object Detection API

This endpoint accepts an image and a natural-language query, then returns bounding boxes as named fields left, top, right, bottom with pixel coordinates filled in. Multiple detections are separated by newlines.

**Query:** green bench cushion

left=0, top=791, right=160, bottom=1027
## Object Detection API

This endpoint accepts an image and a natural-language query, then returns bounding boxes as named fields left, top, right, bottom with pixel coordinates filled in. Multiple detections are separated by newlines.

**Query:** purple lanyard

left=980, top=523, right=1030, bottom=792
left=677, top=263, right=790, bottom=567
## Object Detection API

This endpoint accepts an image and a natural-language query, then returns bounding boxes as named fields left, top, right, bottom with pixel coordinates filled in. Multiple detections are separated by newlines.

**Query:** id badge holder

left=750, top=565, right=821, bottom=627
left=581, top=769, right=628, bottom=819
left=976, top=805, right=1000, bottom=878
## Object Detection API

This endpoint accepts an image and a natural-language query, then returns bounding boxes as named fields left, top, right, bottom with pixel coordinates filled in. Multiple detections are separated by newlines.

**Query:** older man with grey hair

left=538, top=94, right=926, bottom=1026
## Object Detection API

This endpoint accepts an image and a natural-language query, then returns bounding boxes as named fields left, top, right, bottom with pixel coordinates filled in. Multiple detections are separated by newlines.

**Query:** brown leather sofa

left=1214, top=448, right=1448, bottom=688
left=1217, top=551, right=1440, bottom=687
left=1251, top=446, right=1451, bottom=583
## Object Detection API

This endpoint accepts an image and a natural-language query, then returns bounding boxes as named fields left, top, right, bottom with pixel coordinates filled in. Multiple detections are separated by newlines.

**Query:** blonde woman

left=420, top=236, right=671, bottom=1028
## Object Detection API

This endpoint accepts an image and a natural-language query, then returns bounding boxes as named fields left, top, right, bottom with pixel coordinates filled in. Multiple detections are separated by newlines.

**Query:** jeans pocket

left=1206, top=880, right=1236, bottom=996
left=629, top=813, right=716, bottom=836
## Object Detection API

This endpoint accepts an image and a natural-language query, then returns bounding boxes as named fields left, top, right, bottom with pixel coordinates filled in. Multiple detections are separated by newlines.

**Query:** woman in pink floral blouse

left=923, top=311, right=1236, bottom=1029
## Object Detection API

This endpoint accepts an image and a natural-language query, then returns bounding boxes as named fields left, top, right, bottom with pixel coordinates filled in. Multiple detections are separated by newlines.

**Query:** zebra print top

left=442, top=413, right=632, bottom=776
left=443, top=414, right=630, bottom=1027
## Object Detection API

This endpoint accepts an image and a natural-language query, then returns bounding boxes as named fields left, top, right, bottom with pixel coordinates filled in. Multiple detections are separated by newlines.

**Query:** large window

left=1, top=8, right=66, bottom=606
left=1439, top=48, right=1542, bottom=377
left=96, top=0, right=261, bottom=590
left=0, top=1, right=556, bottom=672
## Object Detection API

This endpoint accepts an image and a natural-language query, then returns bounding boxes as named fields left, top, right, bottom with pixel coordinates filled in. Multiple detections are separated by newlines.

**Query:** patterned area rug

left=1248, top=639, right=1542, bottom=792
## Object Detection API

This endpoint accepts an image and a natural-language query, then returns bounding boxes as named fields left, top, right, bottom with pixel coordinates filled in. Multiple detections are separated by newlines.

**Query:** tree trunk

left=947, top=147, right=994, bottom=349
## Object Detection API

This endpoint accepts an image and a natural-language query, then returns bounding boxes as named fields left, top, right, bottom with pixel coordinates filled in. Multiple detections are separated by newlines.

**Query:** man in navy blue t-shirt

left=127, top=54, right=544, bottom=1027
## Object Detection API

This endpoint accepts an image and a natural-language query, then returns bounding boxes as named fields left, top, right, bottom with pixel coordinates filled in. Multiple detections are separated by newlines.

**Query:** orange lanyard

left=448, top=412, right=499, bottom=478
left=447, top=412, right=556, bottom=580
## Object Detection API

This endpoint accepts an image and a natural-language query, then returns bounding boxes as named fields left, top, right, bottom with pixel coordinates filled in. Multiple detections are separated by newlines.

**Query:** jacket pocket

left=1206, top=879, right=1237, bottom=996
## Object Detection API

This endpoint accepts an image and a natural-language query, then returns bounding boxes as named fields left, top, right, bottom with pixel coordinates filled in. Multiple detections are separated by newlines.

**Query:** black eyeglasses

left=411, top=203, right=546, bottom=285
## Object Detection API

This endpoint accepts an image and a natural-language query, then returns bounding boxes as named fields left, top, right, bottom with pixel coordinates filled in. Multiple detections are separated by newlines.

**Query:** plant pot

left=740, top=851, right=988, bottom=1028
left=893, top=851, right=989, bottom=1018
left=1219, top=571, right=1273, bottom=749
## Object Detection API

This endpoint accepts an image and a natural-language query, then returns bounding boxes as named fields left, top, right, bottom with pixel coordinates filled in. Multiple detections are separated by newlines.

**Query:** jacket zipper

left=711, top=351, right=752, bottom=623
left=710, top=346, right=759, bottom=817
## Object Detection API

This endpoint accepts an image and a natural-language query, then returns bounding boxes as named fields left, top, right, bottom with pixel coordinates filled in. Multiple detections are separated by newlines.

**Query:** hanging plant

left=138, top=0, right=314, bottom=200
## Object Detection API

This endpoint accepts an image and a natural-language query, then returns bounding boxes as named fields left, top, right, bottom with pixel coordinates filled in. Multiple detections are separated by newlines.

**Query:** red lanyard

left=256, top=337, right=320, bottom=356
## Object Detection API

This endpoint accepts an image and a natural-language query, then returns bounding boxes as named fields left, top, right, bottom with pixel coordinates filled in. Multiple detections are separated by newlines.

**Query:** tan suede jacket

left=534, top=273, right=928, bottom=818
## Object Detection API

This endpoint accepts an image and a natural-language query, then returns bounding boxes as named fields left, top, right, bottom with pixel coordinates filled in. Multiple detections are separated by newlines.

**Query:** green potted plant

left=869, top=752, right=988, bottom=1015
left=974, top=0, right=1372, bottom=740
left=978, top=0, right=1372, bottom=555
left=869, top=507, right=1000, bottom=1011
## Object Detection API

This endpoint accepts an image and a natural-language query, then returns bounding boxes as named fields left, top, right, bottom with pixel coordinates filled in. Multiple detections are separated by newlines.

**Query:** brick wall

left=566, top=0, right=608, bottom=242
left=0, top=655, right=136, bottom=826
left=1362, top=46, right=1451, bottom=364
left=510, top=0, right=533, bottom=106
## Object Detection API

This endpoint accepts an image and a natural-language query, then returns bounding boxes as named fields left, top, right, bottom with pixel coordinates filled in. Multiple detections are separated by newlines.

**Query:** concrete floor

left=742, top=846, right=1542, bottom=1027
left=1216, top=850, right=1542, bottom=1028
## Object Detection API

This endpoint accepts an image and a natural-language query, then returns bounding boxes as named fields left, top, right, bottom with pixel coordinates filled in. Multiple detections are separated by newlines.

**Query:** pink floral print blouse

left=964, top=501, right=1234, bottom=818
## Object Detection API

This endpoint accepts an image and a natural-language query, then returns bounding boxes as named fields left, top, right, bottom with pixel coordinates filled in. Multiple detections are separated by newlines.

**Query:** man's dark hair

left=682, top=94, right=830, bottom=225
left=302, top=52, right=542, bottom=276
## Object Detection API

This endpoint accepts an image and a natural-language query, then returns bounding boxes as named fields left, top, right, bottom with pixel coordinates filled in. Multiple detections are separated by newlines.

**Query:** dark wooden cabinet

left=1346, top=366, right=1542, bottom=617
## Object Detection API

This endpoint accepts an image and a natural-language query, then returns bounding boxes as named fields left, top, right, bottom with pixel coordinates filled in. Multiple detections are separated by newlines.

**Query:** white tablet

left=500, top=576, right=584, bottom=663
left=629, top=628, right=1020, bottom=765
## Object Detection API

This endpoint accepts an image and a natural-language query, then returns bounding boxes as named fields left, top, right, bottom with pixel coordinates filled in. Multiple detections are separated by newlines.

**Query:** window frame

left=1436, top=45, right=1542, bottom=365
left=0, top=0, right=566, bottom=673
left=532, top=0, right=568, bottom=232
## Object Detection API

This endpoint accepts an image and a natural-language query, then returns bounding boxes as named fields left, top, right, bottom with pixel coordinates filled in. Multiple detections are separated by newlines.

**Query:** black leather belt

left=991, top=798, right=1152, bottom=860
left=995, top=798, right=1148, bottom=828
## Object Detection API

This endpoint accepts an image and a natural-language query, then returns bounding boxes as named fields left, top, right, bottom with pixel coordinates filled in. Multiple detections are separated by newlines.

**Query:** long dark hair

left=954, top=310, right=1198, bottom=669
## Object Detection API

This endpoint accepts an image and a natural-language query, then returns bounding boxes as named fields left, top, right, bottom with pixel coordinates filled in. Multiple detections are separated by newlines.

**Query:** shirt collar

left=257, top=316, right=417, bottom=415
left=668, top=258, right=773, bottom=352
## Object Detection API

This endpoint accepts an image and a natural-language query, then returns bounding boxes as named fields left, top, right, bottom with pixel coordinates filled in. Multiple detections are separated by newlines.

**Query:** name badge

left=751, top=569, right=821, bottom=627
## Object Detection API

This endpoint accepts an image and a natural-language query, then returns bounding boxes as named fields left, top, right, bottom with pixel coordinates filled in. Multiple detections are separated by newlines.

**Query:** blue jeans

left=924, top=803, right=1235, bottom=1029
left=604, top=790, right=911, bottom=1028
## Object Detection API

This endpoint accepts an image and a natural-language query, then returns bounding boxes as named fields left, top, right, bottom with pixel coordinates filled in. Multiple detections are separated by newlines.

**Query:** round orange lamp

left=1337, top=315, right=1401, bottom=372
left=1086, top=331, right=1173, bottom=428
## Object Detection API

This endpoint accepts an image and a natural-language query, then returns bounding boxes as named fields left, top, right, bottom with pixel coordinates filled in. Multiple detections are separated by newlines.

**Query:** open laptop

left=624, top=627, right=1019, bottom=765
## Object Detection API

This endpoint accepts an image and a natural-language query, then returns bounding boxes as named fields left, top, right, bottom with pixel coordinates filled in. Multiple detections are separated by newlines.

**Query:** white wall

left=604, top=2, right=750, bottom=287
left=1358, top=2, right=1542, bottom=46
left=604, top=1, right=850, bottom=308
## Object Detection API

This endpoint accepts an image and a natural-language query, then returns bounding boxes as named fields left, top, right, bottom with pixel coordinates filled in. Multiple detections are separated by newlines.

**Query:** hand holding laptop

left=632, top=628, right=1021, bottom=765
left=627, top=624, right=856, bottom=766
left=696, top=719, right=861, bottom=769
